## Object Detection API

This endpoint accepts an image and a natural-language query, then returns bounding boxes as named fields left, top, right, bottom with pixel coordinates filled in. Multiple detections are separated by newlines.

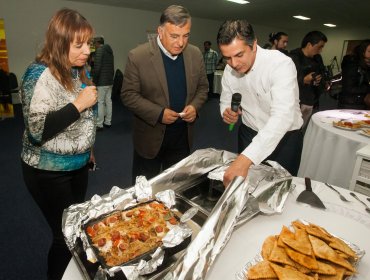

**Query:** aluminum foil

left=63, top=148, right=293, bottom=280
left=161, top=156, right=293, bottom=280
left=163, top=176, right=250, bottom=280
left=62, top=177, right=191, bottom=280
left=149, top=148, right=237, bottom=194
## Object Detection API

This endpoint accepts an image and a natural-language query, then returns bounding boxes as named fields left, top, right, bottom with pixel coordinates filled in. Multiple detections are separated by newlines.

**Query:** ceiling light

left=324, top=23, right=336, bottom=27
left=226, top=0, right=249, bottom=4
left=293, top=15, right=311, bottom=20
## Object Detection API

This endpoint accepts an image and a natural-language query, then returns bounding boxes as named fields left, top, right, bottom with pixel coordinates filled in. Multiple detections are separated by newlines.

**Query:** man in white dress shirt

left=217, top=20, right=304, bottom=187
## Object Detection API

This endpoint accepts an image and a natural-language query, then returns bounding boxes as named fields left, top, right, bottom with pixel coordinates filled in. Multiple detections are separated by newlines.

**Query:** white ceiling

left=69, top=0, right=370, bottom=31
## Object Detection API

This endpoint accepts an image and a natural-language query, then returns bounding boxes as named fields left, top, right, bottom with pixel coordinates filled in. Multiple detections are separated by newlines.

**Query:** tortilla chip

left=293, top=261, right=312, bottom=274
left=285, top=247, right=318, bottom=270
left=306, top=223, right=332, bottom=242
left=270, top=263, right=315, bottom=280
left=282, top=237, right=312, bottom=256
left=318, top=265, right=345, bottom=279
left=295, top=228, right=312, bottom=254
left=268, top=240, right=296, bottom=267
left=308, top=235, right=355, bottom=272
left=291, top=220, right=307, bottom=230
left=312, top=260, right=336, bottom=275
left=305, top=226, right=332, bottom=243
left=262, top=235, right=277, bottom=260
left=247, top=260, right=277, bottom=279
left=334, top=250, right=350, bottom=259
left=329, top=236, right=357, bottom=259
left=278, top=226, right=295, bottom=247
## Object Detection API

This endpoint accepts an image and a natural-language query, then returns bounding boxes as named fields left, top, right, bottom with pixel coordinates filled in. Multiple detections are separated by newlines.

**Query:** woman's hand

left=73, top=86, right=98, bottom=112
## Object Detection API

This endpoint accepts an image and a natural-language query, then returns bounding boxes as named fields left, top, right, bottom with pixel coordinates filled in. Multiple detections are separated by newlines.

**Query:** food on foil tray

left=85, top=201, right=179, bottom=267
left=246, top=220, right=360, bottom=280
left=332, top=120, right=362, bottom=130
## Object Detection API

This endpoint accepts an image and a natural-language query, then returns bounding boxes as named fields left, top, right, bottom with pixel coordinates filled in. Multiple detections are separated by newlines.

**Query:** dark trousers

left=207, top=73, right=214, bottom=94
left=238, top=124, right=303, bottom=176
left=21, top=161, right=88, bottom=280
left=132, top=127, right=190, bottom=184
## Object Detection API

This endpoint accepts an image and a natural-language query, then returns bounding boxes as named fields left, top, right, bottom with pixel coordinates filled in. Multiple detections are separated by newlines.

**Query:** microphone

left=228, top=92, right=242, bottom=131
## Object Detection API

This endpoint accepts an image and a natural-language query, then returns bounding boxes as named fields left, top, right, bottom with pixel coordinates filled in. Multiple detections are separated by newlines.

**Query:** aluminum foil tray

left=84, top=200, right=185, bottom=270
left=70, top=194, right=209, bottom=280
left=176, top=177, right=225, bottom=214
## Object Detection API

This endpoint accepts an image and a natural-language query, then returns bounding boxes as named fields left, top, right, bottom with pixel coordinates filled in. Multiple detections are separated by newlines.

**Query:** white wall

left=0, top=0, right=222, bottom=79
left=1, top=0, right=369, bottom=79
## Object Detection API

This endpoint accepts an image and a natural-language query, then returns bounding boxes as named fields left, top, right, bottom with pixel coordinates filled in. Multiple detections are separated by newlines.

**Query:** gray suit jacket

left=121, top=38, right=208, bottom=159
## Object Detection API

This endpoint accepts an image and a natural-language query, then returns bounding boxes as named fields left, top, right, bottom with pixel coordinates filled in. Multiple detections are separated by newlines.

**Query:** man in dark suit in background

left=121, top=5, right=208, bottom=183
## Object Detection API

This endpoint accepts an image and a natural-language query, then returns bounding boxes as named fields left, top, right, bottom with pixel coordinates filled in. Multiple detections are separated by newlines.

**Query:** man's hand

left=222, top=107, right=240, bottom=124
left=223, top=154, right=253, bottom=187
left=180, top=105, right=197, bottom=123
left=162, top=108, right=180, bottom=124
left=303, top=72, right=316, bottom=85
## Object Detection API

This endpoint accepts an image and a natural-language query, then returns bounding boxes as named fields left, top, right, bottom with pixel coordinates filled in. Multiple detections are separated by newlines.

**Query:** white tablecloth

left=298, top=109, right=370, bottom=189
left=206, top=177, right=370, bottom=280
left=63, top=177, right=370, bottom=280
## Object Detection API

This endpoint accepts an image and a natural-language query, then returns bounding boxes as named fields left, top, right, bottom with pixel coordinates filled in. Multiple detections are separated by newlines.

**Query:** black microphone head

left=232, top=93, right=242, bottom=103
left=231, top=93, right=242, bottom=112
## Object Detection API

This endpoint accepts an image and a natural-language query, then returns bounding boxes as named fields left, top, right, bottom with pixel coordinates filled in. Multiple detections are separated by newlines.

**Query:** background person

left=20, top=8, right=97, bottom=280
left=268, top=31, right=289, bottom=54
left=339, top=39, right=370, bottom=109
left=289, top=31, right=328, bottom=128
left=121, top=5, right=208, bottom=184
left=92, top=36, right=114, bottom=130
left=203, top=40, right=219, bottom=97
left=217, top=20, right=303, bottom=187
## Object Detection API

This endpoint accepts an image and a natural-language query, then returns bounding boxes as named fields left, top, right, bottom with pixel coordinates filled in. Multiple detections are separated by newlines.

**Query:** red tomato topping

left=169, top=217, right=177, bottom=225
left=119, top=243, right=128, bottom=251
left=155, top=225, right=163, bottom=233
left=97, top=238, right=106, bottom=247
left=111, top=230, right=120, bottom=241
left=108, top=216, right=118, bottom=224
left=126, top=211, right=133, bottom=217
left=86, top=226, right=95, bottom=237
left=138, top=233, right=149, bottom=242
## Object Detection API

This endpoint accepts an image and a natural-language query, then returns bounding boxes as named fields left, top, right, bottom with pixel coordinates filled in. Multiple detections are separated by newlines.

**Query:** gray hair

left=159, top=5, right=191, bottom=27
left=217, top=20, right=255, bottom=48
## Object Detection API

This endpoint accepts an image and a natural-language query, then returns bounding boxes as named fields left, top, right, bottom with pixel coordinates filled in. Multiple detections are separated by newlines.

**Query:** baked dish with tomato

left=85, top=201, right=179, bottom=267
left=332, top=120, right=361, bottom=130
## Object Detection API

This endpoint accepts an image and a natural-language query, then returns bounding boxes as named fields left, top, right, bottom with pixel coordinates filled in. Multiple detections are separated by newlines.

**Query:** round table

left=63, top=178, right=370, bottom=280
left=298, top=109, right=370, bottom=189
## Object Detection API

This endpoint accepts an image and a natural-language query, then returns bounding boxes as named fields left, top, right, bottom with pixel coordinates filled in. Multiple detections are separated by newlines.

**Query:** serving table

left=63, top=177, right=370, bottom=280
left=298, top=109, right=370, bottom=189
